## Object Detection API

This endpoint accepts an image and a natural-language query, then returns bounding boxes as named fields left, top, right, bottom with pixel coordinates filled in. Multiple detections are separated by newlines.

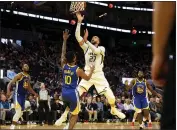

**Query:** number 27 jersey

left=81, top=43, right=105, bottom=72
left=62, top=64, right=79, bottom=90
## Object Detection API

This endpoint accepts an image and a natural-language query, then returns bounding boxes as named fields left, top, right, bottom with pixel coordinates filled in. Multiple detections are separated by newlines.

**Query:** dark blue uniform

left=132, top=78, right=149, bottom=112
left=62, top=64, right=80, bottom=115
left=14, top=72, right=30, bottom=110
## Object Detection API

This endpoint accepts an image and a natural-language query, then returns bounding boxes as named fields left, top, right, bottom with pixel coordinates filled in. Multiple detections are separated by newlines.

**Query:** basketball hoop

left=69, top=2, right=86, bottom=14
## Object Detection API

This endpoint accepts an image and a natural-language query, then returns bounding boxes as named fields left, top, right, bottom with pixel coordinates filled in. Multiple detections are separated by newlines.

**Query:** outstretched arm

left=61, top=29, right=70, bottom=68
left=75, top=13, right=89, bottom=52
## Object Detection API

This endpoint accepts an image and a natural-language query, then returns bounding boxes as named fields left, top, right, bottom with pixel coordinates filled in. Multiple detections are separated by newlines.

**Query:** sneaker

left=148, top=122, right=152, bottom=127
left=139, top=124, right=144, bottom=130
left=10, top=124, right=15, bottom=130
left=131, top=122, right=135, bottom=126
left=110, top=108, right=126, bottom=119
left=55, top=115, right=67, bottom=126
left=63, top=123, right=69, bottom=130
left=143, top=121, right=148, bottom=127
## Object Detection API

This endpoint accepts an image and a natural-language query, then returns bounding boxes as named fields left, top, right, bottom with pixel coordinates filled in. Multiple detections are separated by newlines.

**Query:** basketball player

left=56, top=29, right=95, bottom=129
left=152, top=2, right=175, bottom=129
left=6, top=64, right=38, bottom=129
left=125, top=71, right=161, bottom=129
left=55, top=12, right=125, bottom=126
left=131, top=88, right=152, bottom=127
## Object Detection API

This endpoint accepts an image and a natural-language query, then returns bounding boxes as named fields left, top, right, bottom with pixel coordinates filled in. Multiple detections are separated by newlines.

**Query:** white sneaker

left=63, top=123, right=69, bottom=130
left=10, top=124, right=15, bottom=129
left=110, top=108, right=126, bottom=119
left=55, top=115, right=67, bottom=126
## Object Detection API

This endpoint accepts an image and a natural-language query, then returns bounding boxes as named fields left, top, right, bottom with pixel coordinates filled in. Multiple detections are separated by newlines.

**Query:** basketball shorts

left=79, top=71, right=110, bottom=94
left=133, top=97, right=149, bottom=113
left=14, top=93, right=26, bottom=111
left=62, top=89, right=80, bottom=115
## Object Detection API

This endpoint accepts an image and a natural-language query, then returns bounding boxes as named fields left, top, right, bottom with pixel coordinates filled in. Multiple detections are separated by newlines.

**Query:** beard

left=91, top=40, right=97, bottom=45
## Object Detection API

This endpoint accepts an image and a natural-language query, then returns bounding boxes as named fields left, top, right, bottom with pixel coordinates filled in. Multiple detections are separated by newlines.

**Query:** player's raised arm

left=125, top=79, right=135, bottom=91
left=61, top=29, right=70, bottom=68
left=76, top=65, right=95, bottom=81
left=146, top=81, right=162, bottom=98
left=75, top=13, right=89, bottom=52
left=7, top=73, right=22, bottom=97
left=84, top=29, right=105, bottom=55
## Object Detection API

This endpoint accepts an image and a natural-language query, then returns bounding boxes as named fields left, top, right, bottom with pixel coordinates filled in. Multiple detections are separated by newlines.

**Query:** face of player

left=91, top=36, right=100, bottom=45
left=22, top=64, right=29, bottom=72
left=138, top=71, right=144, bottom=78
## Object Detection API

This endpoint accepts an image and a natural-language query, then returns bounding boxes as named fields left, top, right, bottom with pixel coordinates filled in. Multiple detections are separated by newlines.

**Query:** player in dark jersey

left=57, top=29, right=94, bottom=129
left=125, top=71, right=161, bottom=129
left=6, top=64, right=38, bottom=129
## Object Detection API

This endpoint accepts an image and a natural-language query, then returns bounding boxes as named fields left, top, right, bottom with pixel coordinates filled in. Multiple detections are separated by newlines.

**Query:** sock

left=143, top=117, right=146, bottom=122
left=132, top=118, right=135, bottom=122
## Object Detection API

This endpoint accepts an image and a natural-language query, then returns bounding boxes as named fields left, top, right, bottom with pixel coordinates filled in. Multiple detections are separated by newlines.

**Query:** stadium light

left=2, top=9, right=155, bottom=34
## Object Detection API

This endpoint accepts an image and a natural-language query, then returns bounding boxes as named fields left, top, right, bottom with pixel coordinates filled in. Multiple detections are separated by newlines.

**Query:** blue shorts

left=62, top=89, right=80, bottom=115
left=133, top=97, right=149, bottom=112
left=13, top=93, right=25, bottom=111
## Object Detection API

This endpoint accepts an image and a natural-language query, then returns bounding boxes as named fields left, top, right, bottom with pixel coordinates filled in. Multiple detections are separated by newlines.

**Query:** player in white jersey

left=55, top=12, right=125, bottom=126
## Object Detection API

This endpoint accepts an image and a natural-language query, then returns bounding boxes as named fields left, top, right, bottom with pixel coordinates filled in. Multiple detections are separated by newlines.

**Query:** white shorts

left=79, top=71, right=110, bottom=94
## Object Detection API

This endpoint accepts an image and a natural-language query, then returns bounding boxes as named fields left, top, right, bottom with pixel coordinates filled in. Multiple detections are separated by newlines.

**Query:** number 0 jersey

left=62, top=64, right=79, bottom=90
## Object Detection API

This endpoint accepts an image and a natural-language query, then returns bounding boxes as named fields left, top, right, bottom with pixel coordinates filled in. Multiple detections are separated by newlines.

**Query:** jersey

left=14, top=72, right=30, bottom=110
left=15, top=72, right=30, bottom=96
left=81, top=43, right=105, bottom=72
left=132, top=78, right=147, bottom=99
left=62, top=64, right=79, bottom=90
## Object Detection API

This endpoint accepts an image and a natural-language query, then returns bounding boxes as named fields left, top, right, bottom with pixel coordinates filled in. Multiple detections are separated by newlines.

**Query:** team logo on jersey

left=137, top=85, right=144, bottom=94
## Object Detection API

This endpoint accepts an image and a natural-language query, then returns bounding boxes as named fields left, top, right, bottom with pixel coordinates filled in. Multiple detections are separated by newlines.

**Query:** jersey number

left=65, top=76, right=72, bottom=84
left=89, top=55, right=96, bottom=62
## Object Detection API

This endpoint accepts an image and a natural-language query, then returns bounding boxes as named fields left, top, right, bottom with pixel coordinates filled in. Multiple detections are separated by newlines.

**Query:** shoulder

left=98, top=46, right=105, bottom=50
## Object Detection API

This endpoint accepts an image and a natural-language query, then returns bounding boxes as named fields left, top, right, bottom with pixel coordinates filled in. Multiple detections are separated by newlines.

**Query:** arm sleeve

left=86, top=41, right=105, bottom=55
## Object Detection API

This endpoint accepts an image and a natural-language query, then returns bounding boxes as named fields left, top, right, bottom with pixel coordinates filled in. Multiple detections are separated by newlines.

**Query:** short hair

left=65, top=51, right=76, bottom=63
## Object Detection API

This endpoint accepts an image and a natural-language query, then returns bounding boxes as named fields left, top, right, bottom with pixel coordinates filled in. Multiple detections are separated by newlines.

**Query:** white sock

left=132, top=119, right=135, bottom=122
left=143, top=117, right=146, bottom=122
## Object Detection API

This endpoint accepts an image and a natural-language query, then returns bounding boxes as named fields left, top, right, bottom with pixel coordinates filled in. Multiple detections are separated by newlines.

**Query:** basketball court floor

left=1, top=122, right=160, bottom=129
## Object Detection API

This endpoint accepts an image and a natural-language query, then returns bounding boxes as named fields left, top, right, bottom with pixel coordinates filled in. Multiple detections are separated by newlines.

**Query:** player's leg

left=103, top=87, right=125, bottom=119
left=132, top=111, right=138, bottom=126
left=67, top=90, right=80, bottom=129
left=141, top=98, right=149, bottom=127
left=55, top=80, right=93, bottom=126
left=10, top=95, right=24, bottom=129
left=133, top=98, right=144, bottom=129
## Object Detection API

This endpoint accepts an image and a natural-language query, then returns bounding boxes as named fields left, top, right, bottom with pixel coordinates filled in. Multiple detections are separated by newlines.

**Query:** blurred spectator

left=123, top=99, right=134, bottom=121
left=0, top=94, right=13, bottom=124
left=116, top=98, right=124, bottom=112
left=96, top=97, right=104, bottom=122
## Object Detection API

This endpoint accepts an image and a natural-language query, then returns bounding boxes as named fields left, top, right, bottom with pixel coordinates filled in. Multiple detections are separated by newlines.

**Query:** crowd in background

left=0, top=39, right=163, bottom=125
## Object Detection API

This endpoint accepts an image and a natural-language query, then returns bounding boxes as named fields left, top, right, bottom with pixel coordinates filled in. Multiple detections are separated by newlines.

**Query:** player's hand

left=63, top=29, right=70, bottom=41
left=84, top=29, right=88, bottom=42
left=90, top=64, right=95, bottom=72
left=76, top=12, right=84, bottom=23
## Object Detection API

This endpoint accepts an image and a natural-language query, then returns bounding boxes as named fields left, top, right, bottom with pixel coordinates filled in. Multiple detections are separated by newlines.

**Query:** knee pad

left=13, top=108, right=22, bottom=122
